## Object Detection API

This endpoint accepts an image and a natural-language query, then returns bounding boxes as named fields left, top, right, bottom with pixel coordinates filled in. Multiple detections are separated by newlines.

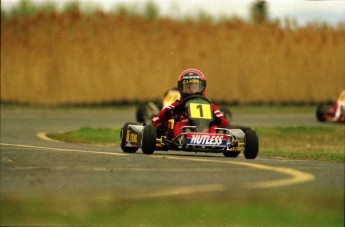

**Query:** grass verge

left=1, top=189, right=344, bottom=226
left=48, top=127, right=121, bottom=145
left=47, top=125, right=344, bottom=162
left=257, top=126, right=344, bottom=162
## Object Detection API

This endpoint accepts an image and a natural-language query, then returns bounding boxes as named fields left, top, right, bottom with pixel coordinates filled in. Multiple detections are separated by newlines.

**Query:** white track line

left=151, top=155, right=315, bottom=189
left=0, top=143, right=126, bottom=156
left=37, top=132, right=63, bottom=143
left=1, top=142, right=315, bottom=189
left=131, top=184, right=226, bottom=199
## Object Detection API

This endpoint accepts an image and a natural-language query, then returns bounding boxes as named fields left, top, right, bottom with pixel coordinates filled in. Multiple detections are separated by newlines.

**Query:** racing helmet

left=177, top=69, right=207, bottom=98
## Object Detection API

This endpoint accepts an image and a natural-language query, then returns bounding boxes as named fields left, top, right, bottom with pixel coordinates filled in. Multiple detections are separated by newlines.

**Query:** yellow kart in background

left=316, top=90, right=345, bottom=123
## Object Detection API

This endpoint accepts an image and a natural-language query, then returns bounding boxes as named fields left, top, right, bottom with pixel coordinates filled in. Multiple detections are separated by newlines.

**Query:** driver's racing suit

left=152, top=98, right=228, bottom=138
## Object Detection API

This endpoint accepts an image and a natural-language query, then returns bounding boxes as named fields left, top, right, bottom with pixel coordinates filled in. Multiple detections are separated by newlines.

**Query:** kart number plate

left=188, top=103, right=212, bottom=120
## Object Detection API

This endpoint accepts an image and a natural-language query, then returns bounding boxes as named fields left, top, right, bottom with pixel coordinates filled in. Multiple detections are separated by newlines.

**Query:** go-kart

left=121, top=95, right=259, bottom=159
left=316, top=90, right=345, bottom=123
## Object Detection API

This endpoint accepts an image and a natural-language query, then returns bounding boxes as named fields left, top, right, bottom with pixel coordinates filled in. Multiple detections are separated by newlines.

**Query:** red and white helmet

left=177, top=69, right=207, bottom=98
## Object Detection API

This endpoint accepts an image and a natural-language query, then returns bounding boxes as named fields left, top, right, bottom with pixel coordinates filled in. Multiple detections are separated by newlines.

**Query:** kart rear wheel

left=244, top=130, right=259, bottom=159
left=229, top=125, right=252, bottom=134
left=223, top=150, right=240, bottom=158
left=316, top=104, right=329, bottom=122
left=136, top=103, right=146, bottom=123
left=142, top=124, right=157, bottom=155
left=316, top=102, right=335, bottom=122
left=120, top=122, right=139, bottom=153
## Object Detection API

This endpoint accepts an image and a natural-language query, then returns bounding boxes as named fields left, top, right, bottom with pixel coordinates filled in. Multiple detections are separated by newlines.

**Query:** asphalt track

left=0, top=107, right=344, bottom=203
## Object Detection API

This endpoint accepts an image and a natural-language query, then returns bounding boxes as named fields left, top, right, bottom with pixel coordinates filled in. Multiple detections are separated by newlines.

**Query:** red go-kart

left=121, top=95, right=259, bottom=159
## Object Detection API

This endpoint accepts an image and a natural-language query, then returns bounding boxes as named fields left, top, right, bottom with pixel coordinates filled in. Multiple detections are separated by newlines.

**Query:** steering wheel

left=176, top=95, right=211, bottom=118
left=179, top=95, right=211, bottom=107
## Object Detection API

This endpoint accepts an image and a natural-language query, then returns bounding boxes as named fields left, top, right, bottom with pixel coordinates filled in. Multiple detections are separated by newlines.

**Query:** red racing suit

left=152, top=98, right=229, bottom=138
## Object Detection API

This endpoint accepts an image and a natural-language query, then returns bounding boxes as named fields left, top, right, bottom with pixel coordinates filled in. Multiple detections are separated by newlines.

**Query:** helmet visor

left=181, top=79, right=204, bottom=94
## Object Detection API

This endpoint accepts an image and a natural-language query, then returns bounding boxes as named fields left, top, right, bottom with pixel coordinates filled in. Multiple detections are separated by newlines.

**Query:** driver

left=152, top=68, right=228, bottom=138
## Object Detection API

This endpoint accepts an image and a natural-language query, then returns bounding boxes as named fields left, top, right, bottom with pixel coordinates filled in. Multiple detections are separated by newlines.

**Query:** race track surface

left=1, top=107, right=344, bottom=223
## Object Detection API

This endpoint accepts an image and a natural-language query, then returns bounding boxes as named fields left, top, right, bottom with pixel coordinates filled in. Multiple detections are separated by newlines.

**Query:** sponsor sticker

left=186, top=133, right=228, bottom=147
left=130, top=133, right=137, bottom=143
left=183, top=74, right=200, bottom=80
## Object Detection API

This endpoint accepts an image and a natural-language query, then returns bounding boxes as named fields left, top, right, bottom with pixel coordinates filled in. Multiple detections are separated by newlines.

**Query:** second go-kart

left=316, top=90, right=345, bottom=123
left=121, top=95, right=259, bottom=159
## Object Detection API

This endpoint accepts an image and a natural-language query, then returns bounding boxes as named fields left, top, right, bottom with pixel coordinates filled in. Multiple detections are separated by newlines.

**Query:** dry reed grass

left=1, top=12, right=344, bottom=105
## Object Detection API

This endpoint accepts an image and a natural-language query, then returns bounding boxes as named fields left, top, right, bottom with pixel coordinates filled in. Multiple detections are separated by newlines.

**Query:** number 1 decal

left=196, top=104, right=204, bottom=117
left=189, top=103, right=212, bottom=119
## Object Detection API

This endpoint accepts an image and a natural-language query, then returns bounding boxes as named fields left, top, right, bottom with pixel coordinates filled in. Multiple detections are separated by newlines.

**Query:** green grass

left=48, top=127, right=121, bottom=145
left=230, top=104, right=316, bottom=114
left=47, top=125, right=344, bottom=162
left=1, top=190, right=343, bottom=226
left=257, top=126, right=345, bottom=162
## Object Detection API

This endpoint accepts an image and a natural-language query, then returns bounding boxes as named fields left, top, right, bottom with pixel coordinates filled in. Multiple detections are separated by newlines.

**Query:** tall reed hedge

left=1, top=9, right=344, bottom=105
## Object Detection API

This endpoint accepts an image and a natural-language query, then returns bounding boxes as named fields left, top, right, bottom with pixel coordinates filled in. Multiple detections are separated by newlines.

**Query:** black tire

left=244, top=130, right=259, bottom=159
left=229, top=125, right=252, bottom=134
left=316, top=104, right=327, bottom=122
left=136, top=103, right=147, bottom=123
left=120, top=122, right=139, bottom=153
left=223, top=150, right=240, bottom=158
left=141, top=124, right=157, bottom=155
left=316, top=103, right=333, bottom=122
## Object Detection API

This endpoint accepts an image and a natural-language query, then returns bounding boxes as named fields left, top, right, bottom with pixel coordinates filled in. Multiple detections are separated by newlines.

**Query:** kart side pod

left=124, top=124, right=144, bottom=147
left=120, top=122, right=157, bottom=155
left=120, top=122, right=143, bottom=153
left=223, top=128, right=259, bottom=159
left=227, top=128, right=245, bottom=144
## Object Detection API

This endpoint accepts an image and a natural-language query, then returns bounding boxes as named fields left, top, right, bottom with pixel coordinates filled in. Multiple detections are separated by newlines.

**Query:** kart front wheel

left=244, top=130, right=259, bottom=159
left=141, top=124, right=157, bottom=155
left=120, top=122, right=139, bottom=153
left=316, top=103, right=332, bottom=122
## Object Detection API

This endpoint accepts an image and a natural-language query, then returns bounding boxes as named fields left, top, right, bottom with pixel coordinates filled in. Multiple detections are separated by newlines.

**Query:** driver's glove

left=212, top=117, right=221, bottom=125
left=171, top=103, right=185, bottom=115
left=156, top=124, right=167, bottom=137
